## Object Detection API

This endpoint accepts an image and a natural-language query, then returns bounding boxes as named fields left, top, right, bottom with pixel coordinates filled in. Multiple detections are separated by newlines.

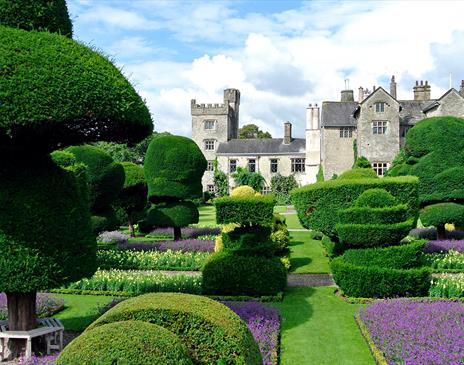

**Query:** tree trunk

left=173, top=227, right=182, bottom=241
left=128, top=215, right=135, bottom=237
left=437, top=225, right=446, bottom=240
left=5, top=292, right=37, bottom=359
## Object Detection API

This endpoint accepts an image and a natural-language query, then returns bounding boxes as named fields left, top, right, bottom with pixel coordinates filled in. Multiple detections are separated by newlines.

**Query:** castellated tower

left=304, top=103, right=321, bottom=184
left=191, top=89, right=240, bottom=191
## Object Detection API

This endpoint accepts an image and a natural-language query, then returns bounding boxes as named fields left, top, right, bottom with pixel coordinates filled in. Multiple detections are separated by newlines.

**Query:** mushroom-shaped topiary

left=230, top=185, right=256, bottom=197
left=420, top=203, right=464, bottom=240
left=144, top=135, right=206, bottom=240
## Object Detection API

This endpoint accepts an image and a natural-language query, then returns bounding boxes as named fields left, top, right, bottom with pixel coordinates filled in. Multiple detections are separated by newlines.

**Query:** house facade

left=192, top=79, right=464, bottom=192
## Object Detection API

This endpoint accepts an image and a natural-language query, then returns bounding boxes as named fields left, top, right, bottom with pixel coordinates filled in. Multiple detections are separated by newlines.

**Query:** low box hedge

left=57, top=320, right=193, bottom=365
left=215, top=195, right=275, bottom=226
left=87, top=293, right=262, bottom=365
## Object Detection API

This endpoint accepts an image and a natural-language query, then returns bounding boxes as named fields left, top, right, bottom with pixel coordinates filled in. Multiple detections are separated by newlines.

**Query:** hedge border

left=355, top=314, right=389, bottom=365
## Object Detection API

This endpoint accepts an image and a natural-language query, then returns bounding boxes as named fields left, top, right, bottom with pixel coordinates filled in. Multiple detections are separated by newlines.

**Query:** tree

left=239, top=124, right=272, bottom=139
left=117, top=162, right=148, bottom=237
left=232, top=167, right=265, bottom=192
left=144, top=135, right=206, bottom=240
left=271, top=174, right=298, bottom=205
left=0, top=7, right=152, bottom=357
left=213, top=161, right=229, bottom=197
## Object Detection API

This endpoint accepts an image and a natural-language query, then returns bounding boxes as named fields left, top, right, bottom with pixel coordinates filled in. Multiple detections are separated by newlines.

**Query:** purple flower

left=223, top=301, right=280, bottom=365
left=424, top=240, right=464, bottom=253
left=17, top=354, right=57, bottom=365
left=148, top=227, right=221, bottom=239
left=118, top=239, right=215, bottom=253
left=359, top=299, right=464, bottom=365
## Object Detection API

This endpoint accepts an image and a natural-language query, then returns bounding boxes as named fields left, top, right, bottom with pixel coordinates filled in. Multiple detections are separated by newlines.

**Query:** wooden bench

left=0, top=318, right=64, bottom=361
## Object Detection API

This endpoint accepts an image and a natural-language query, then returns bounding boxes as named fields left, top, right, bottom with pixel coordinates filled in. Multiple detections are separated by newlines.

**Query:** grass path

left=289, top=231, right=330, bottom=274
left=273, top=287, right=374, bottom=365
left=198, top=205, right=216, bottom=226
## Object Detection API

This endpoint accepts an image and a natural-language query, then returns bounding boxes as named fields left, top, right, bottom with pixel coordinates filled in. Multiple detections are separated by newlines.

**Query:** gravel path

left=287, top=273, right=335, bottom=287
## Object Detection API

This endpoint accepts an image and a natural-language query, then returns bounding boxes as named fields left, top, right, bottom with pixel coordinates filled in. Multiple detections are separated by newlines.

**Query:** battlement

left=191, top=99, right=229, bottom=115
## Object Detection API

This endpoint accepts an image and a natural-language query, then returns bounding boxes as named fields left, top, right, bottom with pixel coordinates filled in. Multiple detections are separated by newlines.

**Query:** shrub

left=354, top=188, right=397, bottom=208
left=215, top=195, right=275, bottom=226
left=270, top=230, right=290, bottom=251
left=420, top=203, right=464, bottom=239
left=338, top=205, right=408, bottom=225
left=338, top=168, right=378, bottom=180
left=232, top=167, right=265, bottom=192
left=97, top=231, right=128, bottom=245
left=331, top=242, right=431, bottom=298
left=271, top=174, right=298, bottom=205
left=87, top=293, right=262, bottom=365
left=291, top=176, right=419, bottom=239
left=56, top=320, right=193, bottom=365
left=230, top=185, right=256, bottom=197
left=353, top=156, right=372, bottom=169
left=202, top=252, right=287, bottom=296
left=91, top=208, right=119, bottom=234
left=147, top=201, right=199, bottom=228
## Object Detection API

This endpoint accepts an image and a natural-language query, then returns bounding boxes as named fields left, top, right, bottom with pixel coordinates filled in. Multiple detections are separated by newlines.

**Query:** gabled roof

left=398, top=100, right=430, bottom=125
left=216, top=138, right=305, bottom=155
left=320, top=101, right=358, bottom=127
left=359, top=86, right=398, bottom=105
left=422, top=88, right=463, bottom=113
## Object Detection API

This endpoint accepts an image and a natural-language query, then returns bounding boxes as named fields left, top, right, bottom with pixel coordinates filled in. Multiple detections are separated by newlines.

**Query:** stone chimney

left=390, top=75, right=397, bottom=99
left=413, top=80, right=431, bottom=101
left=358, top=87, right=364, bottom=102
left=460, top=80, right=464, bottom=97
left=341, top=90, right=354, bottom=102
left=312, top=104, right=320, bottom=130
left=284, top=122, right=292, bottom=144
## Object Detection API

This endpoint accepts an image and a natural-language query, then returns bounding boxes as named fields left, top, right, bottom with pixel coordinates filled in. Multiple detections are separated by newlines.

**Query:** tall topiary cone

left=144, top=135, right=207, bottom=240
left=0, top=2, right=153, bottom=357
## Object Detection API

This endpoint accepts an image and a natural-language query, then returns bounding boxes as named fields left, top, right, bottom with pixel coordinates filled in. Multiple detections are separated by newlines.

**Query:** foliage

left=420, top=202, right=464, bottom=231
left=352, top=139, right=358, bottom=162
left=0, top=293, right=64, bottom=321
left=223, top=301, right=280, bottom=365
left=430, top=274, right=464, bottom=298
left=358, top=299, right=464, bottom=365
left=213, top=168, right=228, bottom=197
left=0, top=0, right=72, bottom=37
left=271, top=173, right=298, bottom=205
left=423, top=250, right=464, bottom=270
left=202, top=252, right=287, bottom=296
left=291, top=176, right=419, bottom=239
left=215, top=195, right=275, bottom=226
left=354, top=188, right=398, bottom=208
left=338, top=168, right=378, bottom=180
left=331, top=242, right=431, bottom=297
left=316, top=165, right=324, bottom=182
left=239, top=123, right=272, bottom=139
left=57, top=320, right=193, bottom=365
left=0, top=26, right=153, bottom=152
left=147, top=201, right=199, bottom=228
left=231, top=185, right=256, bottom=197
left=96, top=249, right=210, bottom=271
left=66, top=269, right=202, bottom=295
left=353, top=156, right=371, bottom=169
left=88, top=293, right=262, bottom=365
left=388, top=116, right=464, bottom=204
left=0, top=156, right=96, bottom=292
left=232, top=167, right=265, bottom=192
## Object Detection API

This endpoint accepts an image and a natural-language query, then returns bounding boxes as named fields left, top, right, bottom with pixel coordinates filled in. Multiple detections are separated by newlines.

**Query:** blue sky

left=68, top=0, right=464, bottom=137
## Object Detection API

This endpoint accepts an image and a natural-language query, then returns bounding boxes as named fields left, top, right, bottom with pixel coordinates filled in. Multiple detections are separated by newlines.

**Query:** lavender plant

left=97, top=231, right=129, bottom=245
left=424, top=240, right=464, bottom=253
left=118, top=239, right=215, bottom=253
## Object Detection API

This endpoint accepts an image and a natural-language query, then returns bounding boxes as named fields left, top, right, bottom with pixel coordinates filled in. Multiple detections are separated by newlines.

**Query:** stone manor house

left=191, top=78, right=464, bottom=193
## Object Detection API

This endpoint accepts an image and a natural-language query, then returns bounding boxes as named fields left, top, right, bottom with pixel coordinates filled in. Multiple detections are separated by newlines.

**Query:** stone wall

left=426, top=90, right=464, bottom=118
left=321, top=127, right=355, bottom=179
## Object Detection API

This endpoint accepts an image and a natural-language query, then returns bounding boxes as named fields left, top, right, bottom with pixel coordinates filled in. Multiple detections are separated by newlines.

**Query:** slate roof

left=216, top=138, right=306, bottom=155
left=320, top=101, right=358, bottom=127
left=398, top=100, right=431, bottom=125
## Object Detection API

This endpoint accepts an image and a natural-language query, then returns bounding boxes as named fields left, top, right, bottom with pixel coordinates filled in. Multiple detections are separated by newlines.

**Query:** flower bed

left=0, top=293, right=64, bottom=320
left=222, top=301, right=280, bottom=365
left=66, top=269, right=202, bottom=295
left=17, top=354, right=57, bottom=365
left=424, top=240, right=464, bottom=253
left=358, top=299, right=464, bottom=365
left=119, top=239, right=214, bottom=252
left=430, top=273, right=464, bottom=298
left=146, top=227, right=221, bottom=239
left=423, top=250, right=464, bottom=270
left=96, top=249, right=210, bottom=270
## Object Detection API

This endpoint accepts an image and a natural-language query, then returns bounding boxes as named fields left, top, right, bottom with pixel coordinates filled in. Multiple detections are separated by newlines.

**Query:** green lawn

left=289, top=231, right=330, bottom=273
left=198, top=205, right=216, bottom=226
left=53, top=294, right=115, bottom=332
left=274, top=205, right=288, bottom=213
left=284, top=213, right=305, bottom=230
left=273, top=287, right=374, bottom=365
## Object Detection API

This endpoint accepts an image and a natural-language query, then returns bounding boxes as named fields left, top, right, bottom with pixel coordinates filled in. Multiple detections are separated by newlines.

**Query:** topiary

left=230, top=185, right=256, bottom=197
left=353, top=156, right=372, bottom=169
left=354, top=188, right=398, bottom=208
left=420, top=203, right=464, bottom=239
left=87, top=293, right=262, bottom=365
left=144, top=135, right=206, bottom=240
left=0, top=0, right=72, bottom=37
left=338, top=168, right=378, bottom=180
left=56, top=320, right=193, bottom=365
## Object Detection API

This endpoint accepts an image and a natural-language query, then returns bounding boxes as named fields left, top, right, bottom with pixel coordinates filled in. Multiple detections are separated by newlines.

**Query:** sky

left=68, top=0, right=464, bottom=138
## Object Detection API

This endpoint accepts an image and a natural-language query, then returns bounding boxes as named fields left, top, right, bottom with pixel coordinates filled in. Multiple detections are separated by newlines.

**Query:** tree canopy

left=239, top=124, right=272, bottom=139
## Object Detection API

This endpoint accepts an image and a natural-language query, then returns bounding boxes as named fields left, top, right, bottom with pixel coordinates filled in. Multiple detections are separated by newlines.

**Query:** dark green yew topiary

left=0, top=0, right=72, bottom=37
left=147, top=201, right=199, bottom=228
left=56, top=320, right=193, bottom=365
left=0, top=25, right=153, bottom=153
left=420, top=203, right=464, bottom=239
left=338, top=168, right=378, bottom=180
left=355, top=188, right=398, bottom=208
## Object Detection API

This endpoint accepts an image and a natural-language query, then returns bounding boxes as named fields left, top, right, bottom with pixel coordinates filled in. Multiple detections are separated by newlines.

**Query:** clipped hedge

left=338, top=204, right=408, bottom=225
left=291, top=176, right=419, bottom=238
left=87, top=293, right=262, bottom=365
left=331, top=242, right=431, bottom=298
left=147, top=201, right=199, bottom=228
left=202, top=252, right=287, bottom=296
left=420, top=203, right=464, bottom=228
left=215, top=195, right=275, bottom=226
left=56, top=320, right=193, bottom=365
left=338, top=168, right=378, bottom=180
left=354, top=188, right=397, bottom=208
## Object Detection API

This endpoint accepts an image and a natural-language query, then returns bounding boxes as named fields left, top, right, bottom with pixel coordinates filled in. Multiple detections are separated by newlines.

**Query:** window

left=248, top=159, right=256, bottom=173
left=204, top=120, right=216, bottom=130
left=206, top=184, right=216, bottom=193
left=372, top=121, right=387, bottom=135
left=262, top=186, right=271, bottom=195
left=339, top=127, right=353, bottom=138
left=204, top=139, right=215, bottom=150
left=291, top=158, right=305, bottom=173
left=375, top=102, right=385, bottom=113
left=206, top=161, right=214, bottom=172
left=229, top=159, right=237, bottom=173
left=270, top=159, right=278, bottom=173
left=372, top=162, right=388, bottom=176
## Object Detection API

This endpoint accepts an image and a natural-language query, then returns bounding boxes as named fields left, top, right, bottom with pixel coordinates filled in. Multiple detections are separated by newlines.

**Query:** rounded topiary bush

left=56, top=320, right=193, bottom=365
left=0, top=25, right=153, bottom=152
left=202, top=252, right=287, bottom=296
left=338, top=168, right=378, bottom=180
left=420, top=202, right=464, bottom=239
left=147, top=201, right=199, bottom=228
left=87, top=293, right=262, bottom=365
left=230, top=185, right=256, bottom=197
left=354, top=188, right=398, bottom=208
